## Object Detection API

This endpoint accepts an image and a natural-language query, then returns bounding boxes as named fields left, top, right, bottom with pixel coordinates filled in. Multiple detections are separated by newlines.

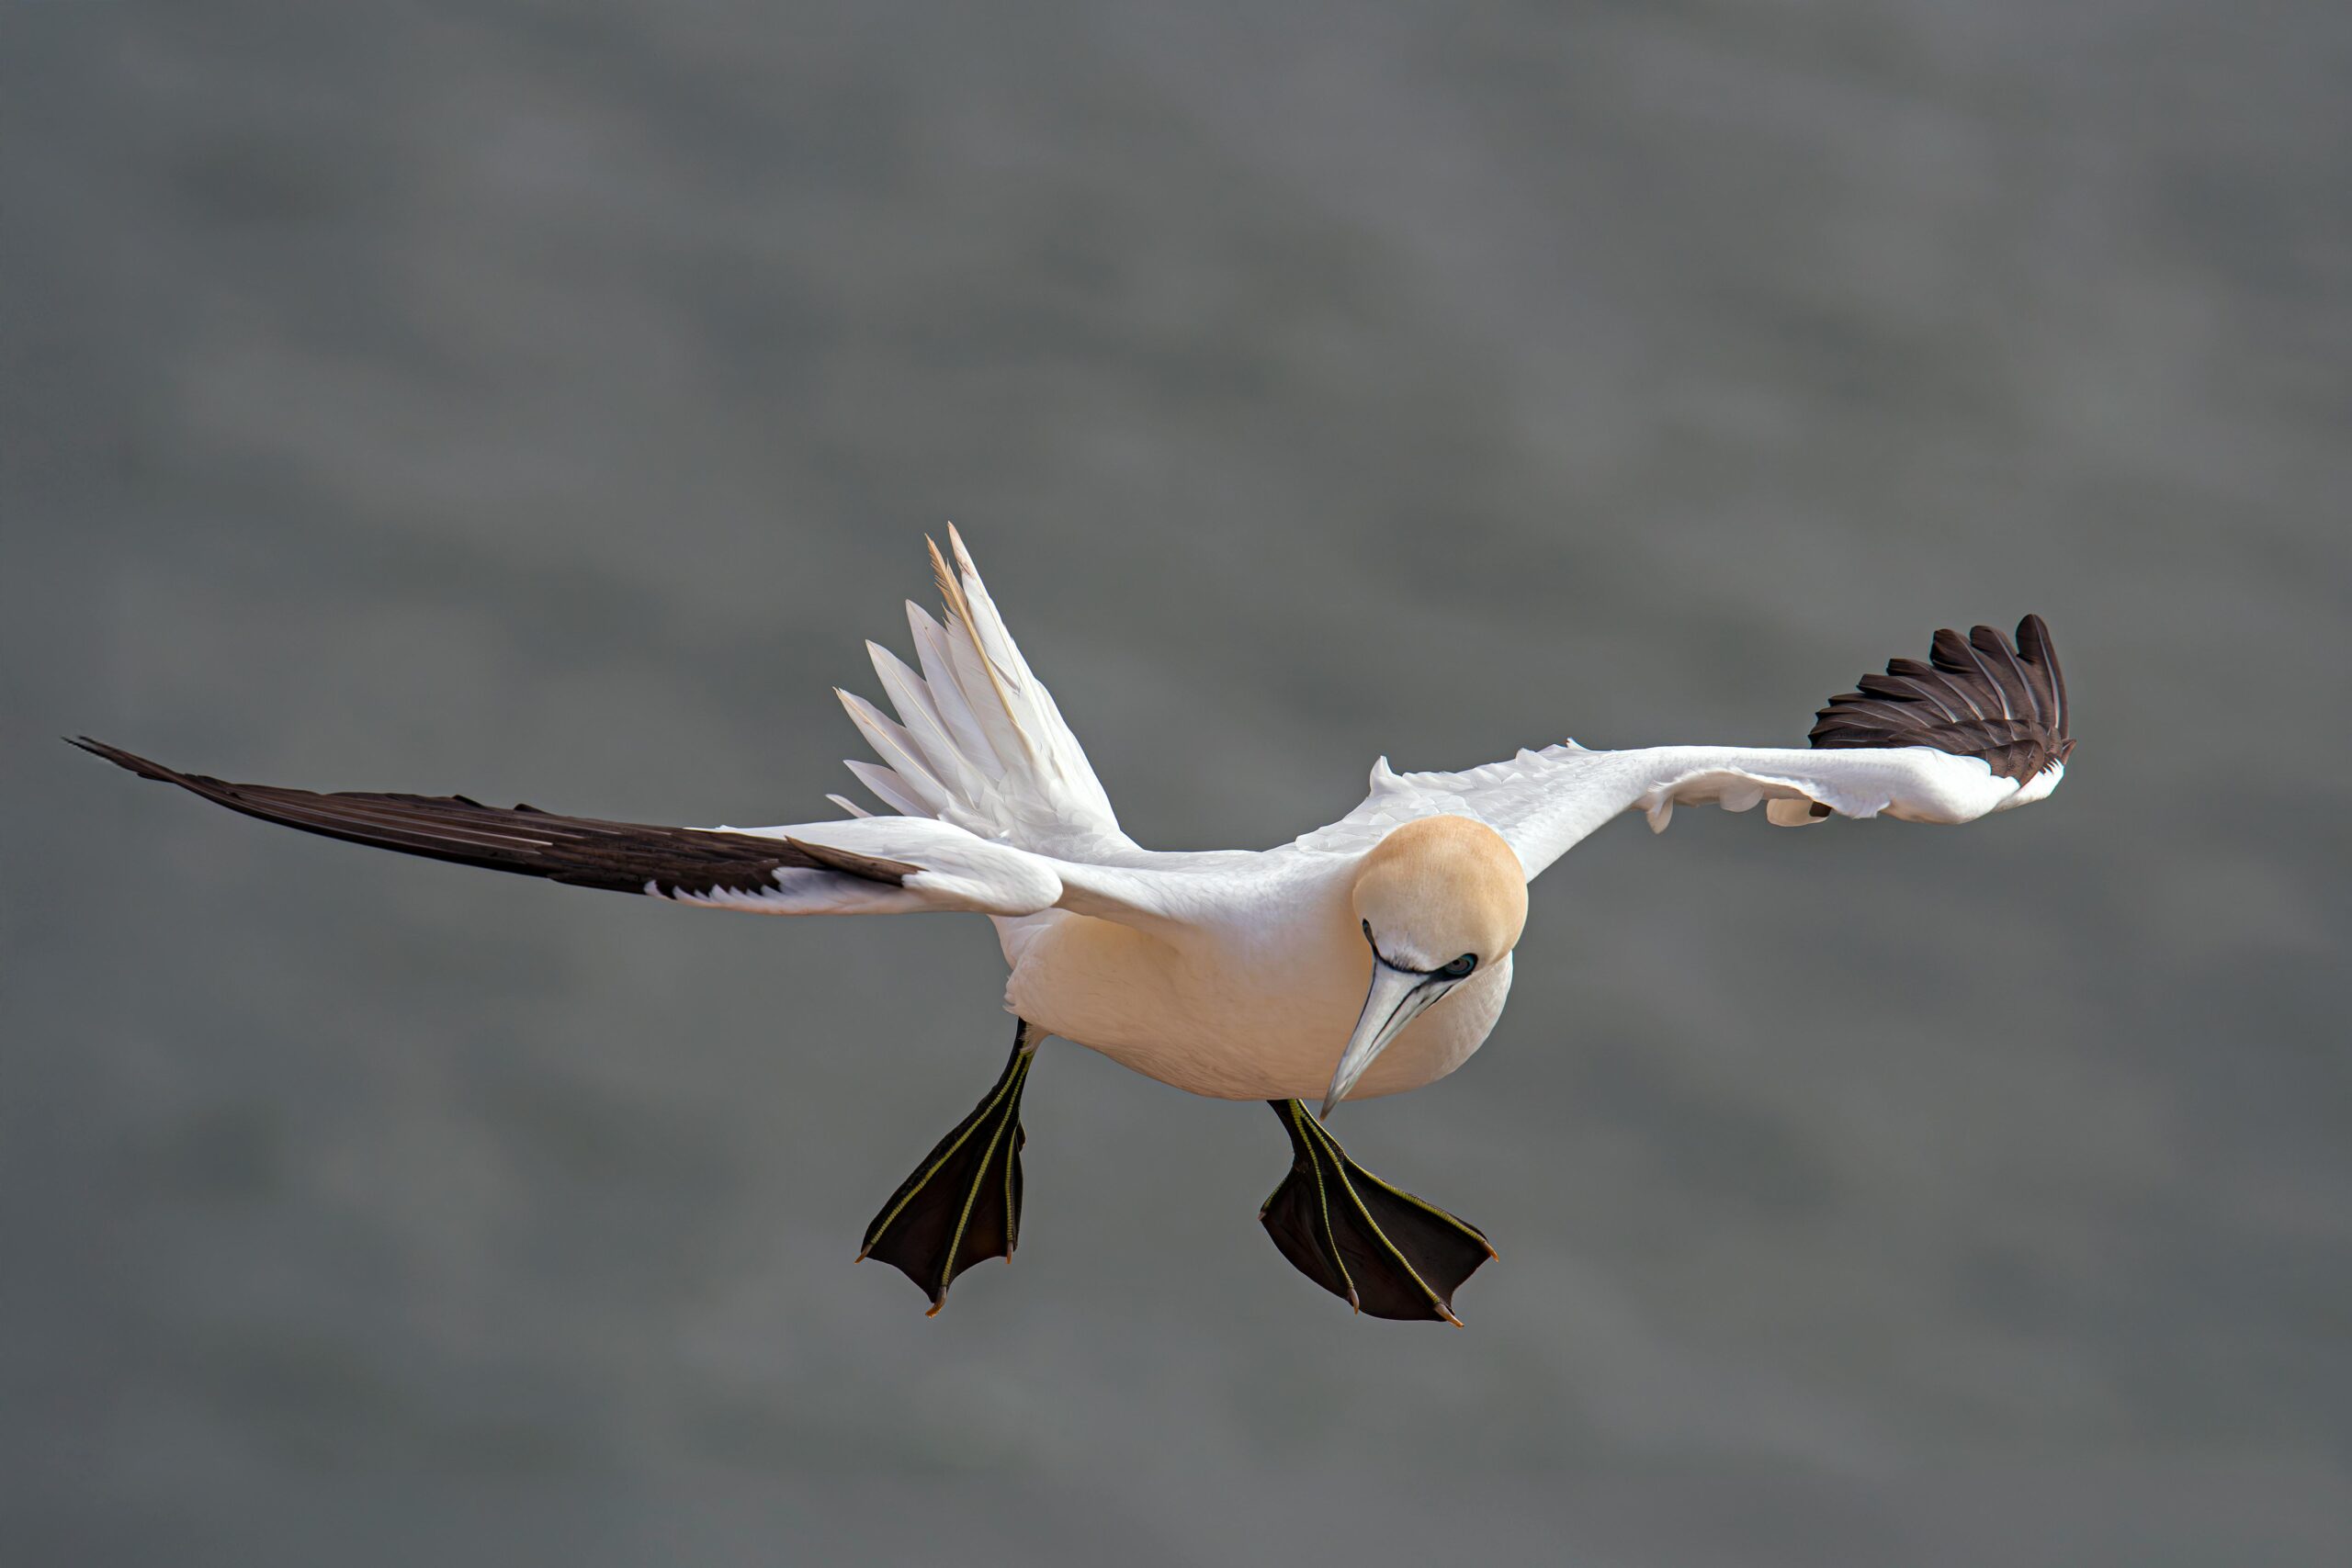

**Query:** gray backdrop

left=6, top=3, right=2347, bottom=1564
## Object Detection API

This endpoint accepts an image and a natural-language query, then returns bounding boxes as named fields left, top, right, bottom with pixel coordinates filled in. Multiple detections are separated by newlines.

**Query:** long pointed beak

left=1321, top=959, right=1439, bottom=1119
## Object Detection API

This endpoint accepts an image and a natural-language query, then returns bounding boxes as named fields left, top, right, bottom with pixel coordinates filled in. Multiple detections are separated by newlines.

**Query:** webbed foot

left=1258, top=1099, right=1496, bottom=1325
left=860, top=1021, right=1037, bottom=1314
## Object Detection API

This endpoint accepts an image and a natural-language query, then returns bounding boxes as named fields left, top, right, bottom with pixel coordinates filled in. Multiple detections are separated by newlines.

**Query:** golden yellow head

left=1350, top=815, right=1528, bottom=974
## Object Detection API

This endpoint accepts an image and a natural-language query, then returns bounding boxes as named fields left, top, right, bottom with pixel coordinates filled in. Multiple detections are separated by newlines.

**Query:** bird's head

left=1328, top=815, right=1528, bottom=1116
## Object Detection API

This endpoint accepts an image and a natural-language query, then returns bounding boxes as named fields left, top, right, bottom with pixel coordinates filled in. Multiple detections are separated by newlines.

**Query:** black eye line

left=1362, top=920, right=1477, bottom=981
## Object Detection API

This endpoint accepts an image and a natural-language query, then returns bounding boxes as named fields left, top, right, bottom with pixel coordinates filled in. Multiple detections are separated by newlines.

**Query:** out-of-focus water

left=6, top=3, right=2348, bottom=1563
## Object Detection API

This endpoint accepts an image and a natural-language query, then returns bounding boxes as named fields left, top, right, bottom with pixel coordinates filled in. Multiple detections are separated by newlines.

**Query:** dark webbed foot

left=1259, top=1099, right=1497, bottom=1325
left=860, top=1021, right=1037, bottom=1314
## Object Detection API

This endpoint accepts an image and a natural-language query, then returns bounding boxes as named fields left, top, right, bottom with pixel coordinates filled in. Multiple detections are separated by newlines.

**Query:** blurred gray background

left=6, top=2, right=2348, bottom=1563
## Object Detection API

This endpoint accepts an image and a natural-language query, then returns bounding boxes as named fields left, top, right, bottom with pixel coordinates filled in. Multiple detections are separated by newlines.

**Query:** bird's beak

left=1321, top=959, right=1441, bottom=1119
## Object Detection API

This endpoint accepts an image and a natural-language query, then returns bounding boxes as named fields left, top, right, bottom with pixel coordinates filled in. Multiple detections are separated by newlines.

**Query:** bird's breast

left=1001, top=907, right=1512, bottom=1102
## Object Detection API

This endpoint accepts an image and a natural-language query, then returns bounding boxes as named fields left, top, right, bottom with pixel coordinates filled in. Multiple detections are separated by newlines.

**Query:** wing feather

left=866, top=640, right=992, bottom=805
left=2015, top=613, right=2068, bottom=739
left=906, top=603, right=1004, bottom=775
left=834, top=690, right=956, bottom=816
left=834, top=530, right=1129, bottom=858
left=842, top=759, right=937, bottom=820
left=1968, top=624, right=2040, bottom=727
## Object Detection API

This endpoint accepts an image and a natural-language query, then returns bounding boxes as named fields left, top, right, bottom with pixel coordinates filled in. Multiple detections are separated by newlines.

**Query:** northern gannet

left=74, top=529, right=2073, bottom=1325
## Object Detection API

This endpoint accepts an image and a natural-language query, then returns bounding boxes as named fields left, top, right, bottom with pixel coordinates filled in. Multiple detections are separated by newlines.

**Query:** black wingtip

left=67, top=736, right=174, bottom=780
left=1811, top=618, right=2072, bottom=783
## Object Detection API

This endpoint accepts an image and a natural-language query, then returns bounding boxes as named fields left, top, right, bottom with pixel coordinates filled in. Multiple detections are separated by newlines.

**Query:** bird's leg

left=1257, top=1100, right=1497, bottom=1325
left=859, top=1020, right=1039, bottom=1314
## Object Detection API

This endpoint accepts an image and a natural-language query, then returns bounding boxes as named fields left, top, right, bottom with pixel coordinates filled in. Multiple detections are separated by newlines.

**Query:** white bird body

left=991, top=858, right=1514, bottom=1101
left=76, top=527, right=2074, bottom=1321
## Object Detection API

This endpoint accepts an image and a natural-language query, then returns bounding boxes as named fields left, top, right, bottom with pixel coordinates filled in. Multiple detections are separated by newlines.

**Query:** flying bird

left=75, top=529, right=2073, bottom=1324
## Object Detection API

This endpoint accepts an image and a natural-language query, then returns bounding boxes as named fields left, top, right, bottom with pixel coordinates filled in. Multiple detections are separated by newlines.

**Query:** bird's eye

left=1438, top=953, right=1477, bottom=979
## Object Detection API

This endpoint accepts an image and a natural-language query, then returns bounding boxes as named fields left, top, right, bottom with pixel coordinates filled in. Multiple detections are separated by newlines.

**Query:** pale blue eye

left=1439, top=954, right=1476, bottom=979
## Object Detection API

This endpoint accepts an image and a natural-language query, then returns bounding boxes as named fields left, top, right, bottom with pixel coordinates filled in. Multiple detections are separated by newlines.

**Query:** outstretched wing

left=71, top=738, right=1081, bottom=916
left=74, top=739, right=1200, bottom=924
left=1302, top=616, right=2074, bottom=880
left=831, top=525, right=1133, bottom=861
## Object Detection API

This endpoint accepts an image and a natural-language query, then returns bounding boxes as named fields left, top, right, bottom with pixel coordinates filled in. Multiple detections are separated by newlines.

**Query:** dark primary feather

left=1877, top=658, right=1982, bottom=722
left=1809, top=615, right=2075, bottom=783
left=69, top=739, right=913, bottom=898
left=2014, top=614, right=2070, bottom=738
left=1968, top=625, right=2041, bottom=726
